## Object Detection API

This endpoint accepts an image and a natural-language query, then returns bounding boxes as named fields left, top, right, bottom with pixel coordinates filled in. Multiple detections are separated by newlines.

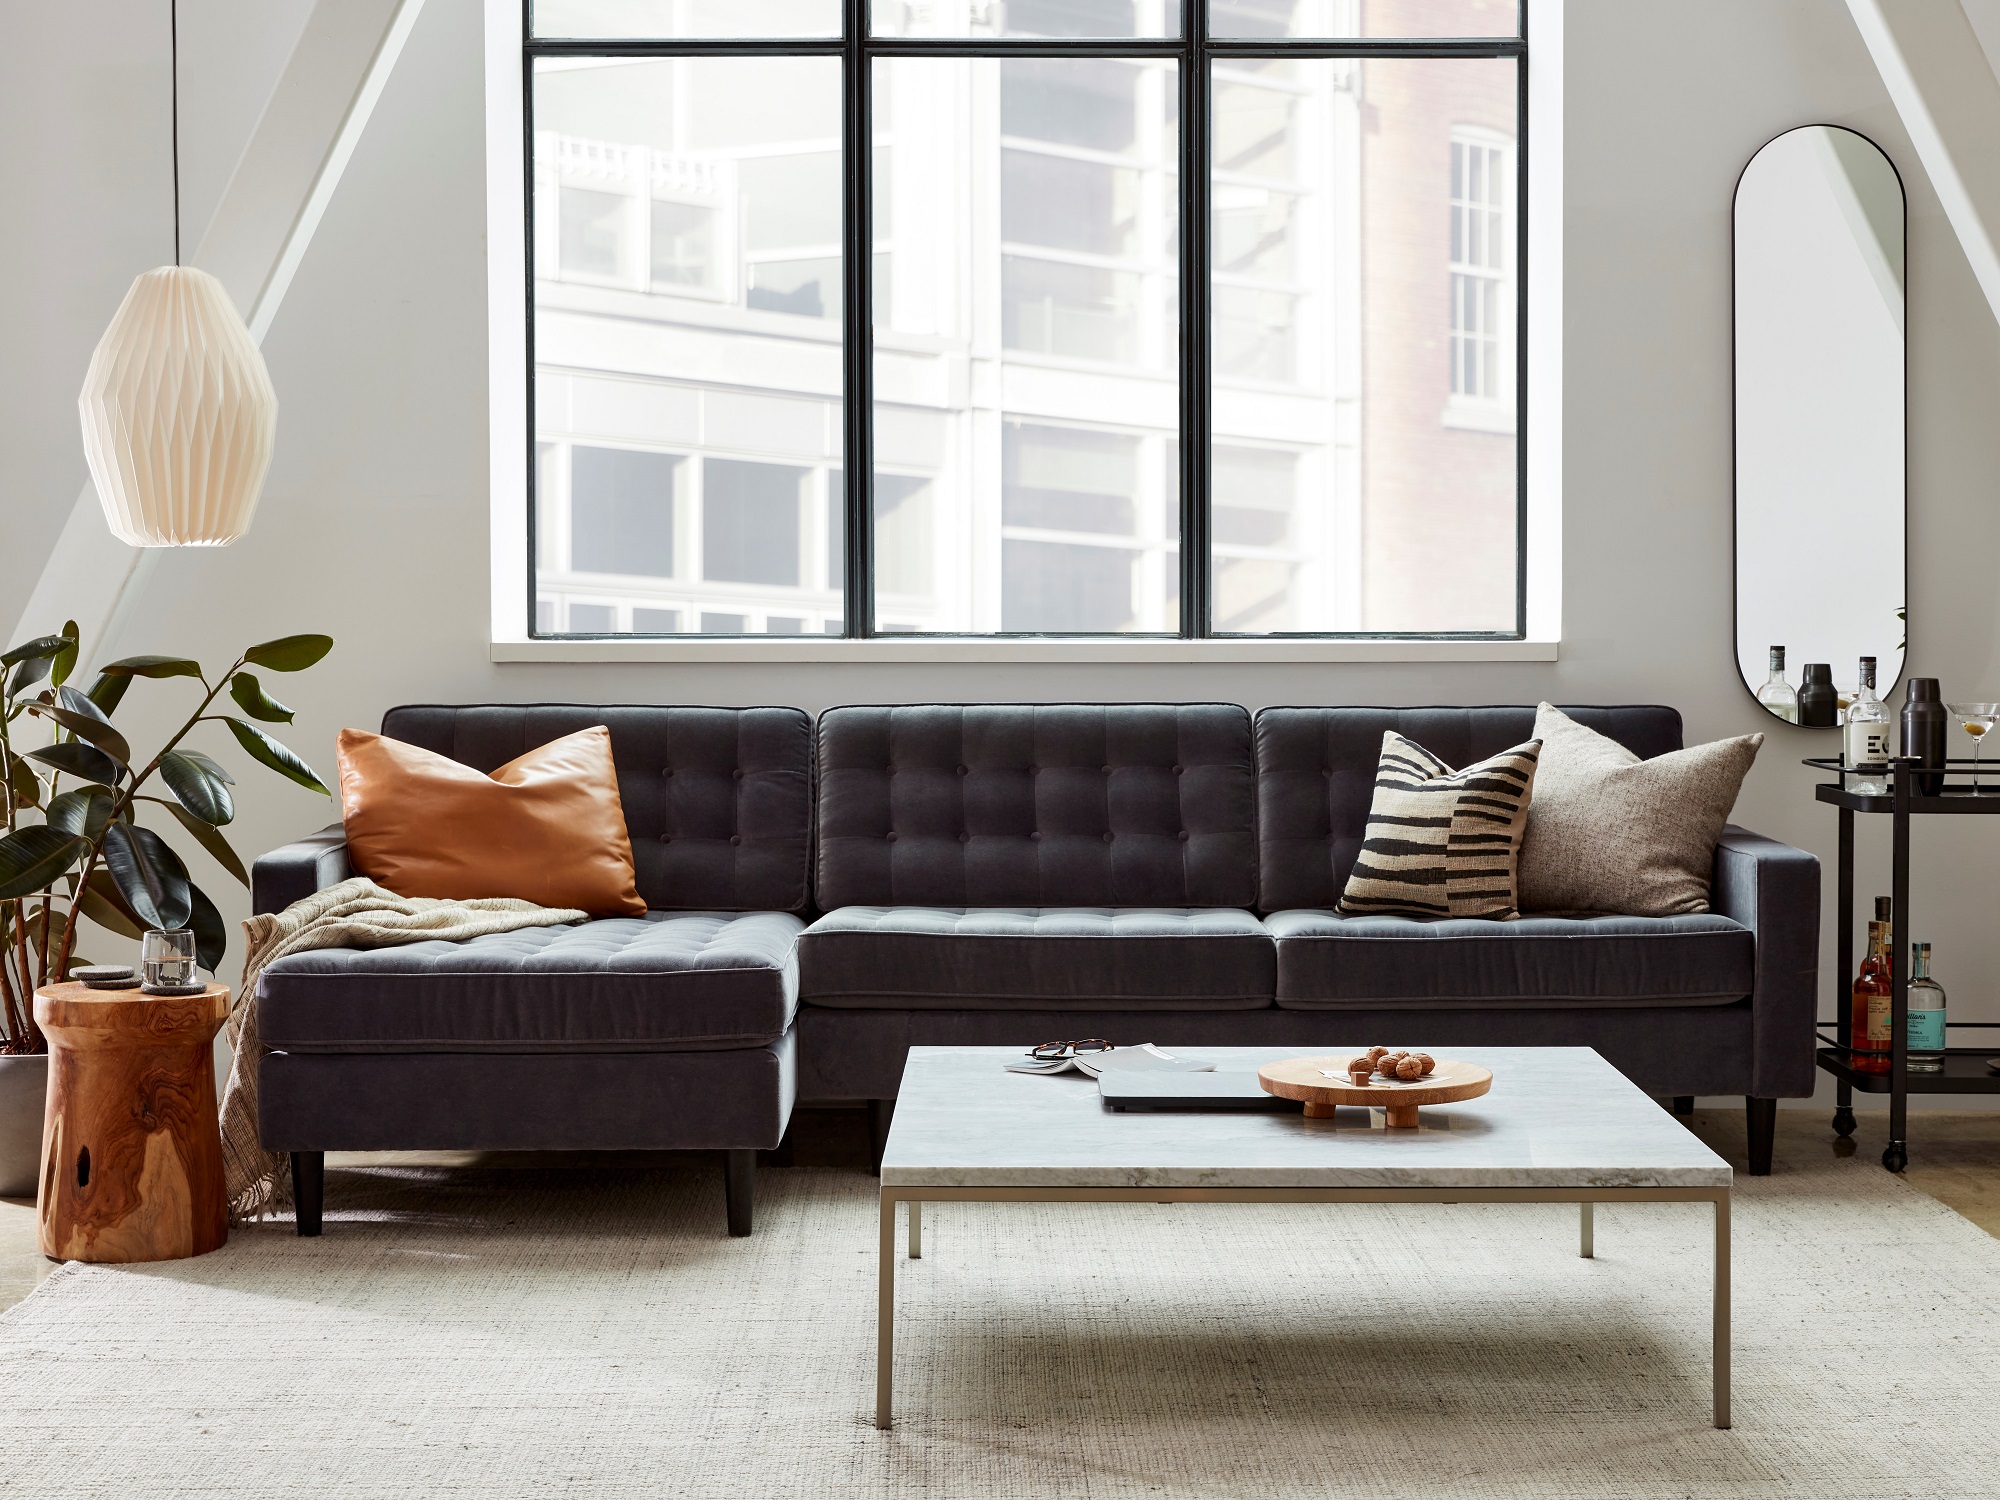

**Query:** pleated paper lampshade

left=77, top=266, right=277, bottom=547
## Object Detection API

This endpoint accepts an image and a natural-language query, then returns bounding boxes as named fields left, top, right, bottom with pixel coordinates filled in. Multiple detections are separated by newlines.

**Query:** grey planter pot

left=0, top=1052, right=49, bottom=1199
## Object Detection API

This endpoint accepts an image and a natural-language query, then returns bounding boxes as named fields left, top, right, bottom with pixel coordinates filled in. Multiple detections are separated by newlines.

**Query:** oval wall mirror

left=1734, top=125, right=1906, bottom=724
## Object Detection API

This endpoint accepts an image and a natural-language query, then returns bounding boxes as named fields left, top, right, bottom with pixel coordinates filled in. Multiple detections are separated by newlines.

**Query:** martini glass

left=1948, top=703, right=2000, bottom=793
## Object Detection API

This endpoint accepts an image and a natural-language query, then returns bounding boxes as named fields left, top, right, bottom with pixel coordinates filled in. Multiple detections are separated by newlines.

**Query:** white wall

left=8, top=0, right=2000, bottom=1105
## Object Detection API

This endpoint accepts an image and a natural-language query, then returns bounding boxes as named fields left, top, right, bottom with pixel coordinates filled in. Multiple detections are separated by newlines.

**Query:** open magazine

left=1005, top=1043, right=1217, bottom=1078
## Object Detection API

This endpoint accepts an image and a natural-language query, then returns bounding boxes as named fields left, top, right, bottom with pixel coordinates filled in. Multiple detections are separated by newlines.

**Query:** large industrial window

left=524, top=0, right=1526, bottom=639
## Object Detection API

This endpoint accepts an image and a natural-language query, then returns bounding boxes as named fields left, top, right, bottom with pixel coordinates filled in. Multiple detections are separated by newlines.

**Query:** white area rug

left=0, top=1153, right=1994, bottom=1498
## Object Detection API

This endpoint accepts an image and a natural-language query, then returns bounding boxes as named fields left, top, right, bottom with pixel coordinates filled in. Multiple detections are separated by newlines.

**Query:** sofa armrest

left=252, top=825, right=351, bottom=916
left=1711, top=824, right=1821, bottom=1098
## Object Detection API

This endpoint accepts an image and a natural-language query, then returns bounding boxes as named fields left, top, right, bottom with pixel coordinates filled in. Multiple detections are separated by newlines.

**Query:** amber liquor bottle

left=1851, top=897, right=1894, bottom=1074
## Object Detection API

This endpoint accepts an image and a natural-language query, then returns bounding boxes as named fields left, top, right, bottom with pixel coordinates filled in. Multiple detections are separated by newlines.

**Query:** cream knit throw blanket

left=218, top=878, right=588, bottom=1223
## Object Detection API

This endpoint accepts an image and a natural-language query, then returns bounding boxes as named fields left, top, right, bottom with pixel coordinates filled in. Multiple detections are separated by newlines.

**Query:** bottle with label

left=1907, top=942, right=1946, bottom=1072
left=1798, top=663, right=1839, bottom=728
left=1756, top=646, right=1798, bottom=723
left=1844, top=656, right=1894, bottom=795
left=1850, top=896, right=1893, bottom=1074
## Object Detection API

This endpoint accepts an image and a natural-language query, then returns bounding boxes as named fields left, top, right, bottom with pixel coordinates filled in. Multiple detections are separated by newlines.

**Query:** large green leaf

left=50, top=622, right=79, bottom=689
left=176, top=748, right=235, bottom=786
left=186, top=884, right=227, bottom=974
left=97, top=655, right=203, bottom=679
left=77, top=881, right=146, bottom=941
left=86, top=868, right=147, bottom=932
left=6, top=753, right=41, bottom=809
left=0, top=827, right=89, bottom=901
left=46, top=687, right=133, bottom=767
left=85, top=671, right=131, bottom=716
left=27, top=741, right=122, bottom=786
left=0, top=635, right=70, bottom=669
left=45, top=787, right=115, bottom=842
left=159, top=801, right=249, bottom=888
left=6, top=656, right=50, bottom=698
left=228, top=671, right=294, bottom=724
left=243, top=634, right=332, bottom=673
left=159, top=751, right=234, bottom=825
left=102, top=821, right=192, bottom=930
left=223, top=718, right=330, bottom=795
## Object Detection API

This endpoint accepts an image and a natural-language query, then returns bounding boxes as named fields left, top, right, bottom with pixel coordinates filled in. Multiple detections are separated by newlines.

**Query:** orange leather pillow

left=336, top=726, right=646, bottom=916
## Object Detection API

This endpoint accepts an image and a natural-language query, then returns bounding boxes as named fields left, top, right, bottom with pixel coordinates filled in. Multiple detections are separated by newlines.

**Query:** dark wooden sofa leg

left=724, top=1149, right=755, bottom=1237
left=869, top=1099, right=895, bottom=1176
left=1746, top=1097, right=1776, bottom=1177
left=1671, top=1096, right=1694, bottom=1117
left=291, top=1151, right=324, bottom=1237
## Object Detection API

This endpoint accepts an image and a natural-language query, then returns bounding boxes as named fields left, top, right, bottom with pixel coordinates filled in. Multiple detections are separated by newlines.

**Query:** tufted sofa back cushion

left=1254, top=705, right=1684, bottom=913
left=378, top=704, right=813, bottom=913
left=815, top=704, right=1257, bottom=909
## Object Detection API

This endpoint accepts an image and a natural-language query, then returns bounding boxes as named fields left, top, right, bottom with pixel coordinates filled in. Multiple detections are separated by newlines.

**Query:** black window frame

left=523, top=1, right=1529, bottom=641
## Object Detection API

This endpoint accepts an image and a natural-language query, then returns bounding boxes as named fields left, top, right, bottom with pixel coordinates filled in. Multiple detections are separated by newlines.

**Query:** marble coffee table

left=875, top=1045, right=1731, bottom=1430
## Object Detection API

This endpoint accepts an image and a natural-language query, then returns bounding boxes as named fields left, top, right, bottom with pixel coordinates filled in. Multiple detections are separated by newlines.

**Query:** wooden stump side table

left=33, top=981, right=231, bottom=1263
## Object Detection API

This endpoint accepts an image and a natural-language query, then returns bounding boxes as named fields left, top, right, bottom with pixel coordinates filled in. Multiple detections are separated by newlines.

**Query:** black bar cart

left=1809, top=755, right=2000, bottom=1171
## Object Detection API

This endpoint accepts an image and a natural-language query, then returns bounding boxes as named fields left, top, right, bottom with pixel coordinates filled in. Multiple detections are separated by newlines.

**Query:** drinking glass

left=1948, top=703, right=2000, bottom=793
left=141, top=928, right=199, bottom=990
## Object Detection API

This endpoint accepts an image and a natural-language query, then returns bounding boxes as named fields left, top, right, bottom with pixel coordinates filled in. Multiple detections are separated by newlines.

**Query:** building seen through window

left=528, top=0, right=1521, bottom=636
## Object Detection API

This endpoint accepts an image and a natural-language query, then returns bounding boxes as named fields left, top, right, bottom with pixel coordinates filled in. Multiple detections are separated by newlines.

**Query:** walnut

left=1395, top=1055, right=1427, bottom=1080
left=1361, top=1046, right=1388, bottom=1068
left=1411, top=1053, right=1436, bottom=1076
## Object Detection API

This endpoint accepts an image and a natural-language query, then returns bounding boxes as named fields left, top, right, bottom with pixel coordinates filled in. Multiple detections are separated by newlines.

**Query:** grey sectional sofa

left=250, top=700, right=1818, bottom=1237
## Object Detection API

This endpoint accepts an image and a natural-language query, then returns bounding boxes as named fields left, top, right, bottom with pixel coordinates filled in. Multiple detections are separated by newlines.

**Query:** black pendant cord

left=171, top=0, right=180, bottom=265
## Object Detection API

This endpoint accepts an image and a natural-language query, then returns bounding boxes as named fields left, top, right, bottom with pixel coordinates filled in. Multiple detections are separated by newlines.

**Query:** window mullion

left=842, top=0, right=874, bottom=637
left=1180, top=14, right=1210, bottom=638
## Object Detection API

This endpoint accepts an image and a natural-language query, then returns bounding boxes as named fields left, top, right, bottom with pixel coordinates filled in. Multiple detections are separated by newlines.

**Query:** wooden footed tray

left=1258, top=1055, right=1493, bottom=1127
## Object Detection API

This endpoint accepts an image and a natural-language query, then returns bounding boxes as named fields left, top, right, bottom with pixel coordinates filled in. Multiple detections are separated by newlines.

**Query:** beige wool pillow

left=1516, top=704, right=1762, bottom=916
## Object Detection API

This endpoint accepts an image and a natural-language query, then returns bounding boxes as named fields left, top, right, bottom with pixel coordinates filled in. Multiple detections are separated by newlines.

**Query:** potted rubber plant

left=0, top=622, right=332, bottom=1194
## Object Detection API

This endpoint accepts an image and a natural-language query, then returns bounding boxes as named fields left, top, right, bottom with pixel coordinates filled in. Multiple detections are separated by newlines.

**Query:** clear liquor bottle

left=1907, top=942, right=1946, bottom=1072
left=1756, top=646, right=1798, bottom=723
left=1844, top=656, right=1894, bottom=795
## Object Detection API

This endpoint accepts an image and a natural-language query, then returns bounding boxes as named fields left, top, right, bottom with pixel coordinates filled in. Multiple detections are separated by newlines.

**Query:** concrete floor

left=4, top=1105, right=1998, bottom=1316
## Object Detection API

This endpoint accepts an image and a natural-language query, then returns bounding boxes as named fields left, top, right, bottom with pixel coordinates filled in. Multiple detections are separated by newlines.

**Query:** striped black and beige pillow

left=1337, top=731, right=1543, bottom=920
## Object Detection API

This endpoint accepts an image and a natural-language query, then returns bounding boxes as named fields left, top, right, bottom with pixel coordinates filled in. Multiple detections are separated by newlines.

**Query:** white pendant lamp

left=77, top=1, right=276, bottom=548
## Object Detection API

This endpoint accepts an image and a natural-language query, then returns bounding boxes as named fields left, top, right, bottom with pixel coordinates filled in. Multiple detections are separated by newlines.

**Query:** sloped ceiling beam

left=1847, top=0, right=2000, bottom=327
left=10, top=0, right=426, bottom=665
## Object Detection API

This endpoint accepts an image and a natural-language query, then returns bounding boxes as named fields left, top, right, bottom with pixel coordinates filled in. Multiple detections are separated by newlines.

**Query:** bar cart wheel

left=1882, top=1142, right=1908, bottom=1173
left=1832, top=1106, right=1856, bottom=1138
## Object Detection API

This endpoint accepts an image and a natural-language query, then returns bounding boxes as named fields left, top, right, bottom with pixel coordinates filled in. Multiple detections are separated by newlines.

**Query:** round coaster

left=73, top=964, right=135, bottom=982
left=82, top=976, right=143, bottom=990
left=140, top=981, right=210, bottom=997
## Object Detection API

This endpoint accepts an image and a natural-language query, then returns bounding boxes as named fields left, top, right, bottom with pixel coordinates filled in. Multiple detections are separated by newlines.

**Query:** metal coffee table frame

left=880, top=1184, right=1736, bottom=1432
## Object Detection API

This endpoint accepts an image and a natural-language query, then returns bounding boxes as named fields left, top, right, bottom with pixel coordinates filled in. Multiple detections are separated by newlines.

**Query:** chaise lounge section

left=251, top=703, right=813, bottom=1236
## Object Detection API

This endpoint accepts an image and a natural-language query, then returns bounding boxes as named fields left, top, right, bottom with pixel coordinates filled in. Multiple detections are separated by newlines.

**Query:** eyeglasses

left=1028, top=1039, right=1114, bottom=1061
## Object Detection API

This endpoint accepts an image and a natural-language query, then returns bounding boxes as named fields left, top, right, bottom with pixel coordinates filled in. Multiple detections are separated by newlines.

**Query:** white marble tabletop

left=880, top=1046, right=1731, bottom=1190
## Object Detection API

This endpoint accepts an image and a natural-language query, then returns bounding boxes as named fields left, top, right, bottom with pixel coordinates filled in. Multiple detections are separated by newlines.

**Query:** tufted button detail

left=732, top=768, right=744, bottom=780
left=958, top=832, right=970, bottom=843
left=1321, top=767, right=1332, bottom=778
left=1101, top=765, right=1113, bottom=775
left=659, top=834, right=672, bottom=844
left=729, top=835, right=741, bottom=846
left=1030, top=831, right=1043, bottom=842
left=886, top=763, right=896, bottom=774
left=661, top=767, right=673, bottom=777
left=957, top=764, right=969, bottom=776
left=1172, top=764, right=1184, bottom=775
left=886, top=832, right=898, bottom=843
left=1178, top=830, right=1190, bottom=842
left=1102, top=832, right=1115, bottom=844
left=1026, top=764, right=1038, bottom=775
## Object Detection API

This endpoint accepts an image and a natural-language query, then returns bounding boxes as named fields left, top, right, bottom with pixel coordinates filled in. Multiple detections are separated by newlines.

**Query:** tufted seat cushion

left=257, top=912, right=803, bottom=1052
left=799, top=907, right=1275, bottom=1011
left=1265, top=910, right=1753, bottom=1010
